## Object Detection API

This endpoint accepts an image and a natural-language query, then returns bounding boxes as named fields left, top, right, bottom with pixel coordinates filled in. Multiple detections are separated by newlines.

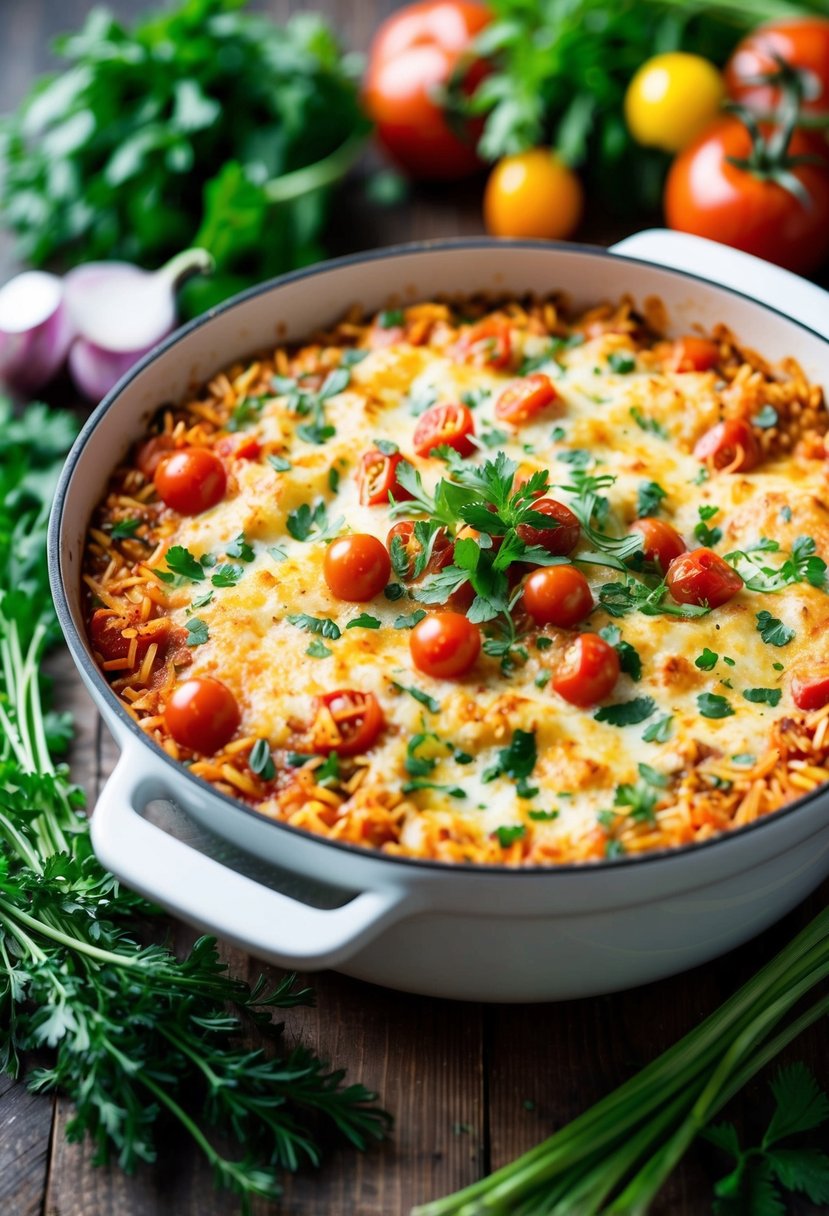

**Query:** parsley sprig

left=273, top=366, right=350, bottom=446
left=725, top=535, right=828, bottom=594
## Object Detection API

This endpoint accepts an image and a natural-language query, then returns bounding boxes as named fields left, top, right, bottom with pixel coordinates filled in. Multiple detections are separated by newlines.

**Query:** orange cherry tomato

left=725, top=19, right=829, bottom=120
left=456, top=317, right=514, bottom=369
left=516, top=498, right=581, bottom=556
left=154, top=448, right=227, bottom=515
left=553, top=633, right=620, bottom=708
left=670, top=337, right=720, bottom=372
left=484, top=149, right=584, bottom=240
left=666, top=548, right=744, bottom=608
left=792, top=669, right=829, bottom=711
left=495, top=373, right=559, bottom=425
left=522, top=565, right=593, bottom=628
left=324, top=534, right=391, bottom=602
left=410, top=611, right=481, bottom=678
left=314, top=689, right=385, bottom=756
left=630, top=518, right=687, bottom=573
left=413, top=402, right=475, bottom=457
left=90, top=609, right=170, bottom=663
left=136, top=434, right=175, bottom=480
left=358, top=448, right=413, bottom=505
left=362, top=0, right=490, bottom=180
left=694, top=418, right=760, bottom=473
left=165, top=677, right=240, bottom=755
left=216, top=435, right=261, bottom=461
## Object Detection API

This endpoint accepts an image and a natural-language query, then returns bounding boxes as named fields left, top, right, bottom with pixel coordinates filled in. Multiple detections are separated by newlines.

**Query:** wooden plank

left=0, top=1074, right=54, bottom=1216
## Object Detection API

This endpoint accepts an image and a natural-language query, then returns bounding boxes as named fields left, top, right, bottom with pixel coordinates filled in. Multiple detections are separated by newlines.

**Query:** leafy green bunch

left=0, top=399, right=388, bottom=1208
left=0, top=0, right=368, bottom=314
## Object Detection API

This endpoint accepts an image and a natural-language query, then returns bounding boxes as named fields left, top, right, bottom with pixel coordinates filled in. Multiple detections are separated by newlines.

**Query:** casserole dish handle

left=610, top=229, right=829, bottom=340
left=91, top=743, right=414, bottom=969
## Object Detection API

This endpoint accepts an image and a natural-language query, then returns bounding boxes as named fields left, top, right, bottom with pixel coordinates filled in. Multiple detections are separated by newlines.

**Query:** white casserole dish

left=49, top=229, right=829, bottom=1002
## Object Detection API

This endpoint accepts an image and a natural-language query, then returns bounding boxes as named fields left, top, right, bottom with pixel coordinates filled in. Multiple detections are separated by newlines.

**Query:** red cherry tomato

left=553, top=633, right=620, bottom=708
left=666, top=548, right=744, bottom=608
left=314, top=690, right=385, bottom=756
left=630, top=518, right=687, bottom=573
left=665, top=117, right=829, bottom=276
left=413, top=403, right=475, bottom=457
left=216, top=435, right=261, bottom=461
left=694, top=418, right=760, bottom=473
left=495, top=373, right=559, bottom=425
left=792, top=670, right=829, bottom=711
left=324, top=534, right=391, bottom=602
left=670, top=337, right=720, bottom=372
left=410, top=611, right=481, bottom=678
left=358, top=448, right=413, bottom=506
left=456, top=317, right=514, bottom=369
left=362, top=0, right=490, bottom=180
left=165, top=677, right=240, bottom=754
left=516, top=498, right=581, bottom=556
left=386, top=522, right=473, bottom=611
left=725, top=19, right=829, bottom=119
left=522, top=565, right=593, bottom=628
left=136, top=434, right=175, bottom=480
left=90, top=609, right=170, bottom=663
left=154, top=448, right=227, bottom=515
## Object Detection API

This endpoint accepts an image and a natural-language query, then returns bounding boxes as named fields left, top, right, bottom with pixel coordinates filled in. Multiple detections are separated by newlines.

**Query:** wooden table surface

left=2, top=3, right=828, bottom=1214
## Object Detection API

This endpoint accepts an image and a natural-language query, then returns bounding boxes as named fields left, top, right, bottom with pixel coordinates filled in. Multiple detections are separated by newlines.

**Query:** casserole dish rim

left=48, top=235, right=829, bottom=877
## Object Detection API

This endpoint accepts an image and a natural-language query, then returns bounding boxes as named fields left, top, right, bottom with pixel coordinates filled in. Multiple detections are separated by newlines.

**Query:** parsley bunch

left=0, top=400, right=388, bottom=1208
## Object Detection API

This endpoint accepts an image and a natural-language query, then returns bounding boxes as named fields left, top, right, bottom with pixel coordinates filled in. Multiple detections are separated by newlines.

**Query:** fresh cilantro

left=751, top=404, right=778, bottom=429
left=630, top=407, right=667, bottom=438
left=493, top=825, right=527, bottom=847
left=536, top=636, right=553, bottom=650
left=225, top=533, right=255, bottom=562
left=346, top=613, right=381, bottom=630
left=267, top=453, right=292, bottom=472
left=377, top=309, right=404, bottom=328
left=608, top=350, right=636, bottom=374
left=756, top=611, right=795, bottom=647
left=695, top=648, right=718, bottom=671
left=110, top=517, right=142, bottom=539
left=315, top=753, right=341, bottom=785
left=636, top=480, right=666, bottom=518
left=598, top=624, right=642, bottom=681
left=483, top=730, right=538, bottom=797
left=743, top=687, right=782, bottom=706
left=475, top=427, right=511, bottom=450
left=391, top=681, right=441, bottom=713
left=594, top=697, right=656, bottom=727
left=694, top=504, right=722, bottom=547
left=698, top=692, right=735, bottom=719
left=642, top=715, right=673, bottom=743
left=306, top=639, right=332, bottom=658
left=287, top=614, right=341, bottom=640
left=157, top=545, right=205, bottom=583
left=394, top=610, right=427, bottom=630
left=185, top=617, right=209, bottom=646
left=211, top=563, right=244, bottom=588
left=249, top=738, right=275, bottom=780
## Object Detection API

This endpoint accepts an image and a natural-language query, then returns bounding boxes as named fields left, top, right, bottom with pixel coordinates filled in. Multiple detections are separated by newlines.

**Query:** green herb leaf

left=185, top=617, right=209, bottom=647
left=267, top=453, right=292, bottom=472
left=249, top=738, right=275, bottom=780
left=594, top=697, right=656, bottom=727
left=493, top=824, right=526, bottom=847
left=110, top=517, right=142, bottom=539
left=225, top=533, right=255, bottom=562
left=642, top=714, right=673, bottom=743
left=306, top=639, right=332, bottom=658
left=161, top=545, right=205, bottom=583
left=346, top=613, right=381, bottom=630
left=608, top=350, right=635, bottom=374
left=756, top=611, right=795, bottom=647
left=636, top=480, right=666, bottom=518
left=287, top=613, right=341, bottom=640
left=743, top=687, right=782, bottom=707
left=377, top=309, right=404, bottom=329
left=394, top=610, right=427, bottom=630
left=697, top=692, right=735, bottom=719
left=211, top=563, right=244, bottom=588
left=391, top=681, right=441, bottom=713
left=695, top=648, right=718, bottom=671
left=752, top=405, right=778, bottom=429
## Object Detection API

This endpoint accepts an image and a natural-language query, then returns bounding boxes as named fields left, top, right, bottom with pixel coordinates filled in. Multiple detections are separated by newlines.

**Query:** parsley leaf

left=695, top=648, right=718, bottom=671
left=159, top=545, right=205, bottom=583
left=377, top=308, right=404, bottom=328
left=286, top=500, right=343, bottom=543
left=391, top=681, right=441, bottom=713
left=483, top=730, right=538, bottom=797
left=594, top=697, right=656, bottom=727
left=185, top=617, right=209, bottom=646
left=743, top=687, right=782, bottom=707
left=698, top=692, right=735, bottom=719
left=598, top=624, right=642, bottom=681
left=287, top=614, right=341, bottom=640
left=225, top=533, right=255, bottom=562
left=394, top=610, right=427, bottom=630
left=493, top=825, right=527, bottom=847
left=110, top=517, right=142, bottom=539
left=643, top=715, right=673, bottom=743
left=756, top=611, right=795, bottom=647
left=267, top=453, right=292, bottom=472
left=600, top=576, right=710, bottom=620
left=752, top=405, right=779, bottom=429
left=636, top=480, right=666, bottom=518
left=346, top=613, right=381, bottom=630
left=694, top=504, right=722, bottom=547
left=306, top=639, right=332, bottom=658
left=608, top=350, right=636, bottom=374
left=211, top=563, right=244, bottom=588
left=630, top=407, right=667, bottom=438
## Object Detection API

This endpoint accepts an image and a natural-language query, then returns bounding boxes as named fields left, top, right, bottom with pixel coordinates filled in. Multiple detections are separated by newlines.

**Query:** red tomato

left=516, top=498, right=581, bottom=556
left=792, top=670, right=829, bottom=711
left=495, top=373, right=559, bottom=425
left=314, top=690, right=385, bottom=756
left=154, top=448, right=227, bottom=515
left=725, top=19, right=829, bottom=119
left=413, top=403, right=476, bottom=457
left=216, top=435, right=261, bottom=461
left=165, top=677, right=240, bottom=754
left=324, top=534, right=391, bottom=602
left=666, top=548, right=744, bottom=608
left=410, top=611, right=481, bottom=678
left=136, top=434, right=175, bottom=480
left=630, top=519, right=687, bottom=573
left=358, top=448, right=413, bottom=505
left=456, top=317, right=514, bottom=369
left=670, top=337, right=719, bottom=372
left=362, top=0, right=490, bottom=180
left=553, top=633, right=620, bottom=708
left=386, top=522, right=474, bottom=611
left=694, top=418, right=760, bottom=473
left=665, top=117, right=829, bottom=275
left=522, top=565, right=593, bottom=628
left=90, top=610, right=170, bottom=663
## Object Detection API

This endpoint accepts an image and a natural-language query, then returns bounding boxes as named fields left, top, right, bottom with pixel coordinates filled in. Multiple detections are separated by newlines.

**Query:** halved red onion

left=0, top=271, right=73, bottom=392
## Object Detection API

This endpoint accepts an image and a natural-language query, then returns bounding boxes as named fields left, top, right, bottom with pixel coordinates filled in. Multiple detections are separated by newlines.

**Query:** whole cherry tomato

left=324, top=534, right=391, bottom=602
left=630, top=519, right=687, bottom=572
left=516, top=498, right=581, bottom=556
left=358, top=448, right=413, bottom=505
left=362, top=0, right=490, bottom=180
left=665, top=116, right=829, bottom=275
left=522, top=565, right=593, bottom=628
left=410, top=611, right=481, bottom=678
left=154, top=448, right=227, bottom=515
left=792, top=669, right=829, bottom=711
left=670, top=337, right=720, bottom=373
left=725, top=19, right=829, bottom=119
left=495, top=373, right=559, bottom=425
left=313, top=690, right=385, bottom=756
left=625, top=53, right=724, bottom=154
left=694, top=418, right=760, bottom=473
left=165, top=677, right=240, bottom=754
left=484, top=150, right=584, bottom=240
left=413, top=402, right=475, bottom=457
left=666, top=548, right=744, bottom=608
left=553, top=633, right=620, bottom=708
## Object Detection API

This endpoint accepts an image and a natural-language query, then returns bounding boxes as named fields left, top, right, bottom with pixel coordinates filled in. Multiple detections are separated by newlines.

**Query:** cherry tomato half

left=725, top=19, right=829, bottom=120
left=410, top=611, right=481, bottom=679
left=314, top=689, right=385, bottom=756
left=413, top=402, right=475, bottom=458
left=456, top=317, right=513, bottom=369
left=136, top=434, right=175, bottom=480
left=516, top=498, right=581, bottom=556
left=165, top=677, right=240, bottom=755
left=386, top=522, right=473, bottom=611
left=358, top=448, right=413, bottom=505
left=495, top=373, right=559, bottom=425
left=630, top=519, right=687, bottom=573
left=216, top=435, right=261, bottom=461
left=553, top=633, right=620, bottom=708
left=362, top=0, right=490, bottom=180
left=90, top=609, right=170, bottom=663
left=324, top=534, right=391, bottom=602
left=484, top=150, right=585, bottom=240
left=792, top=669, right=829, bottom=711
left=694, top=418, right=760, bottom=473
left=522, top=565, right=593, bottom=628
left=666, top=548, right=744, bottom=608
left=670, top=337, right=720, bottom=372
left=154, top=448, right=227, bottom=515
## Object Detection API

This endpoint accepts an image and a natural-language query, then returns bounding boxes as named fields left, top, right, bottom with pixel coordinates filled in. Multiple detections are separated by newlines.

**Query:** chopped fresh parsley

left=267, top=544, right=288, bottom=563
left=225, top=533, right=255, bottom=562
left=267, top=453, right=292, bottom=472
left=185, top=617, right=209, bottom=647
left=751, top=404, right=778, bottom=429
left=743, top=687, right=782, bottom=706
left=286, top=500, right=343, bottom=543
left=642, top=714, right=673, bottom=743
left=346, top=613, right=381, bottom=630
left=156, top=544, right=205, bottom=583
left=695, top=648, right=718, bottom=671
left=697, top=692, right=735, bottom=719
left=190, top=589, right=214, bottom=611
left=391, top=681, right=441, bottom=713
left=402, top=779, right=466, bottom=798
left=756, top=610, right=795, bottom=647
left=614, top=763, right=668, bottom=826
left=286, top=614, right=341, bottom=640
left=726, top=534, right=827, bottom=593
left=731, top=753, right=756, bottom=766
left=274, top=366, right=350, bottom=446
left=558, top=448, right=592, bottom=468
left=493, top=825, right=527, bottom=847
left=594, top=697, right=656, bottom=727
left=305, top=639, right=332, bottom=658
left=394, top=609, right=427, bottom=630
left=630, top=406, right=667, bottom=438
left=328, top=467, right=340, bottom=493
left=377, top=308, right=404, bottom=328
left=211, top=563, right=244, bottom=588
left=340, top=348, right=368, bottom=368
left=608, top=350, right=636, bottom=374
left=227, top=395, right=267, bottom=432
left=483, top=729, right=538, bottom=798
left=636, top=480, right=667, bottom=518
left=110, top=517, right=142, bottom=539
left=249, top=739, right=275, bottom=780
left=598, top=624, right=642, bottom=681
left=528, top=809, right=559, bottom=822
left=384, top=582, right=405, bottom=600
left=600, top=576, right=709, bottom=620
left=535, top=670, right=551, bottom=689
left=694, top=504, right=722, bottom=547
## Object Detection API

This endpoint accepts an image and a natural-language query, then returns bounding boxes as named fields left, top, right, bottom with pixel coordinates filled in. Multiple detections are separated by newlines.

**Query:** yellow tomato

left=484, top=149, right=584, bottom=241
left=625, top=52, right=724, bottom=153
